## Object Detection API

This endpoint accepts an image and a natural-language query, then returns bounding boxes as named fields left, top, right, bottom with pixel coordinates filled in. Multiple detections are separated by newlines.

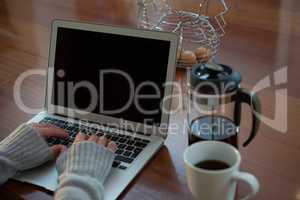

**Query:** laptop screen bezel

left=46, top=19, right=178, bottom=136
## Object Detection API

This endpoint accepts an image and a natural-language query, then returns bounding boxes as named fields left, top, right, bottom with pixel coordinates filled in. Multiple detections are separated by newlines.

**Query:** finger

left=88, top=135, right=98, bottom=142
left=31, top=123, right=42, bottom=128
left=37, top=127, right=68, bottom=139
left=51, top=145, right=67, bottom=158
left=97, top=136, right=108, bottom=146
left=74, top=133, right=87, bottom=143
left=31, top=123, right=57, bottom=129
left=107, top=141, right=117, bottom=152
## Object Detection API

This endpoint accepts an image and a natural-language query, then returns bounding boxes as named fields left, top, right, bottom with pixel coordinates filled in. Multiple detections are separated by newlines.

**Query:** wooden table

left=0, top=0, right=299, bottom=199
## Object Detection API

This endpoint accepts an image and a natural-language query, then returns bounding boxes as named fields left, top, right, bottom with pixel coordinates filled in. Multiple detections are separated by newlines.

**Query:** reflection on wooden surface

left=0, top=0, right=300, bottom=199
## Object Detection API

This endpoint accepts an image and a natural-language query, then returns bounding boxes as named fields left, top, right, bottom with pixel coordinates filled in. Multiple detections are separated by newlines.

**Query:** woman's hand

left=55, top=133, right=117, bottom=200
left=73, top=133, right=117, bottom=152
left=56, top=132, right=117, bottom=190
left=0, top=123, right=70, bottom=172
left=31, top=123, right=68, bottom=158
left=32, top=123, right=117, bottom=157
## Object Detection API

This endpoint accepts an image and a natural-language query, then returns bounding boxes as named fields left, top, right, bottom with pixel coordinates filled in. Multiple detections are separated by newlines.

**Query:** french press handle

left=234, top=88, right=261, bottom=147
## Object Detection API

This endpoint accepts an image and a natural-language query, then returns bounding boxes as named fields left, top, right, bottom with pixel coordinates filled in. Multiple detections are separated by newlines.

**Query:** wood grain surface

left=0, top=0, right=299, bottom=199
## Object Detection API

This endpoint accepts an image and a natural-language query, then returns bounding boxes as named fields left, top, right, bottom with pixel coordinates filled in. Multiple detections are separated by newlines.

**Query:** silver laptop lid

left=46, top=19, right=178, bottom=137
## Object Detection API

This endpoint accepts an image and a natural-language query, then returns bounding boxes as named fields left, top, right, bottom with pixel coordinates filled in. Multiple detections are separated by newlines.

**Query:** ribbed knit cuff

left=0, top=124, right=52, bottom=171
left=0, top=156, right=18, bottom=184
left=56, top=141, right=115, bottom=184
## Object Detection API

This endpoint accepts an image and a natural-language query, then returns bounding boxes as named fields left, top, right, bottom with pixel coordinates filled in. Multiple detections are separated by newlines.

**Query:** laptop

left=13, top=19, right=178, bottom=199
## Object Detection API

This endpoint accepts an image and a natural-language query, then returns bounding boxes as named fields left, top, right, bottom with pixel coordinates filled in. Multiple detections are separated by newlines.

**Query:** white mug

left=183, top=141, right=259, bottom=200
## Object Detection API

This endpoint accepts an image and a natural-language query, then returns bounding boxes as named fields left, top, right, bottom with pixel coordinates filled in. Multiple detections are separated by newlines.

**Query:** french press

left=187, top=62, right=261, bottom=148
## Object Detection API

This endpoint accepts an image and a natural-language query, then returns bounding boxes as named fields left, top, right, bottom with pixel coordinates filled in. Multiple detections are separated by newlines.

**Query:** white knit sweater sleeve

left=0, top=124, right=114, bottom=200
left=0, top=124, right=52, bottom=184
left=55, top=142, right=115, bottom=200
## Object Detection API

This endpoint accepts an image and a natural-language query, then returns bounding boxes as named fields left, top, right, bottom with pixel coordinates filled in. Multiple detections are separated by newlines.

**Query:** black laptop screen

left=52, top=27, right=171, bottom=125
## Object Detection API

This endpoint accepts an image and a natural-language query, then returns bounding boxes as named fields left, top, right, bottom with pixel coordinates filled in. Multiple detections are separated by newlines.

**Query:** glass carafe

left=187, top=63, right=261, bottom=148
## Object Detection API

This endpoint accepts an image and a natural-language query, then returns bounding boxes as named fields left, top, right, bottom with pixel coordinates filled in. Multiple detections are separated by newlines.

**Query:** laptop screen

left=52, top=27, right=171, bottom=126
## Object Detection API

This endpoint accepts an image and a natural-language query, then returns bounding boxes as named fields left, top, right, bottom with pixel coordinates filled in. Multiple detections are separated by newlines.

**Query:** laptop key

left=134, top=141, right=147, bottom=148
left=64, top=131, right=72, bottom=136
left=96, top=132, right=104, bottom=137
left=115, top=149, right=123, bottom=155
left=79, top=129, right=88, bottom=134
left=131, top=152, right=140, bottom=159
left=118, top=165, right=127, bottom=170
left=111, top=136, right=118, bottom=141
left=123, top=151, right=132, bottom=157
left=118, top=138, right=127, bottom=143
left=112, top=161, right=121, bottom=168
left=46, top=137, right=56, bottom=144
left=134, top=148, right=142, bottom=153
left=125, top=146, right=134, bottom=151
left=71, top=126, right=79, bottom=132
left=69, top=132, right=77, bottom=137
left=117, top=144, right=126, bottom=149
left=115, top=155, right=133, bottom=164
left=52, top=139, right=62, bottom=145
left=142, top=139, right=150, bottom=144
left=66, top=125, right=74, bottom=130
left=127, top=140, right=134, bottom=145
left=70, top=132, right=76, bottom=137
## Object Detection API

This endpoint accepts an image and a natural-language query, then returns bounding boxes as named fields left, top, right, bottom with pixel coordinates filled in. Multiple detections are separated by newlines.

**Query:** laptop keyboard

left=39, top=117, right=150, bottom=170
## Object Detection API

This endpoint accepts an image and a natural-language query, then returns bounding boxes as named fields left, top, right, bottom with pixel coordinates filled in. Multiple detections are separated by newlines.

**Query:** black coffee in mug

left=195, top=160, right=230, bottom=170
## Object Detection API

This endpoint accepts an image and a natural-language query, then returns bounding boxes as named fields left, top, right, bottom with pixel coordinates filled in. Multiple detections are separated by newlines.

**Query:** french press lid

left=190, top=63, right=241, bottom=95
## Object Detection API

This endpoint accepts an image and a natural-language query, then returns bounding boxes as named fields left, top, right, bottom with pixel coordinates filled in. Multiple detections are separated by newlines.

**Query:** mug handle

left=234, top=88, right=261, bottom=146
left=232, top=171, right=260, bottom=200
